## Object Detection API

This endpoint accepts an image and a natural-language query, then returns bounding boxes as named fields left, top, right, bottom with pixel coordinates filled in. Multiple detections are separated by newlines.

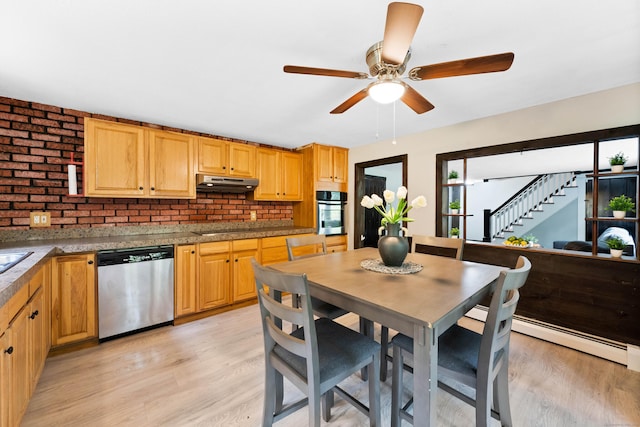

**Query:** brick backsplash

left=0, top=96, right=293, bottom=229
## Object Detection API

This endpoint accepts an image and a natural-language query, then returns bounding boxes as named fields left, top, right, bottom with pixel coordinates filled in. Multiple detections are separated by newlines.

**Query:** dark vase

left=378, top=223, right=409, bottom=267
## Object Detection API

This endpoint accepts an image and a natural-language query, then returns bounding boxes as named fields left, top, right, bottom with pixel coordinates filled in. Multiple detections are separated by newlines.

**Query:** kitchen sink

left=0, top=251, right=33, bottom=274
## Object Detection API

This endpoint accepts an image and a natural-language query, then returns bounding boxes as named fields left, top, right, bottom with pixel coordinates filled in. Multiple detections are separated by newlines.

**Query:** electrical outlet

left=30, top=212, right=51, bottom=228
left=250, top=211, right=257, bottom=221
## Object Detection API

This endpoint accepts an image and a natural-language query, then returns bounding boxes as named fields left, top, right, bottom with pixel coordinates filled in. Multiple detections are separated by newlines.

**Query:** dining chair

left=286, top=235, right=349, bottom=325
left=379, top=235, right=464, bottom=381
left=390, top=255, right=531, bottom=427
left=251, top=258, right=381, bottom=426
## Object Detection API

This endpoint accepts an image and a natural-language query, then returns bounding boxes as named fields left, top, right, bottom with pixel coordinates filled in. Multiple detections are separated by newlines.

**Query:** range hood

left=196, top=174, right=259, bottom=193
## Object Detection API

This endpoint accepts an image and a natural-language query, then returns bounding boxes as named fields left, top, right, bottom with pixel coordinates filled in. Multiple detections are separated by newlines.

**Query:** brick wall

left=0, top=96, right=293, bottom=229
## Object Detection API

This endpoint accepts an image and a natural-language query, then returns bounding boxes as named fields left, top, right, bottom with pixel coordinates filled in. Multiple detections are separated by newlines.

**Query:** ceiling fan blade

left=408, top=52, right=515, bottom=80
left=330, top=89, right=369, bottom=114
left=284, top=65, right=368, bottom=79
left=401, top=83, right=435, bottom=114
left=381, top=2, right=424, bottom=65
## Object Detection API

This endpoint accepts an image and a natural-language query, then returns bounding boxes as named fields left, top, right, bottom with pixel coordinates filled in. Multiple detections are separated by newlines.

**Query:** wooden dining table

left=270, top=247, right=505, bottom=426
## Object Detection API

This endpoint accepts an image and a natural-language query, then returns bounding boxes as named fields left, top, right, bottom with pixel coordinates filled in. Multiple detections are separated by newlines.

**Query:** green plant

left=605, top=237, right=626, bottom=250
left=608, top=152, right=628, bottom=166
left=608, top=195, right=635, bottom=212
left=448, top=170, right=459, bottom=180
left=449, top=199, right=461, bottom=210
left=450, top=227, right=460, bottom=236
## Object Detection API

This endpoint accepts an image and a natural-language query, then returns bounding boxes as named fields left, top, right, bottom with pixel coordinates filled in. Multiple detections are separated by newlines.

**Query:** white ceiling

left=1, top=1, right=639, bottom=150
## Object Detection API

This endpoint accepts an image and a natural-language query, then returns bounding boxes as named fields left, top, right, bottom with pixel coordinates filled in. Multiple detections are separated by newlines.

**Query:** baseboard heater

left=465, top=307, right=639, bottom=372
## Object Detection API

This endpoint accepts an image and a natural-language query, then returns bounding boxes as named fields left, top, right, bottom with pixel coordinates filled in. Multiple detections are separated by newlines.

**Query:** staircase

left=491, top=172, right=578, bottom=240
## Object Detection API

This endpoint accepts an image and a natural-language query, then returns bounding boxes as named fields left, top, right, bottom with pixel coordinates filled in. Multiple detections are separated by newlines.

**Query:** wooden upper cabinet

left=84, top=118, right=195, bottom=199
left=85, top=118, right=146, bottom=197
left=314, top=144, right=348, bottom=192
left=197, top=137, right=256, bottom=177
left=148, top=130, right=195, bottom=198
left=253, top=148, right=302, bottom=201
left=281, top=152, right=303, bottom=201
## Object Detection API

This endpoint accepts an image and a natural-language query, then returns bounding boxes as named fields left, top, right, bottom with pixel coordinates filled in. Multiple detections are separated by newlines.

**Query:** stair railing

left=490, top=172, right=577, bottom=239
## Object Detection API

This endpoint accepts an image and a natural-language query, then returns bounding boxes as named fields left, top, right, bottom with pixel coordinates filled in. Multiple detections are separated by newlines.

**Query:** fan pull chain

left=375, top=104, right=380, bottom=139
left=392, top=101, right=397, bottom=145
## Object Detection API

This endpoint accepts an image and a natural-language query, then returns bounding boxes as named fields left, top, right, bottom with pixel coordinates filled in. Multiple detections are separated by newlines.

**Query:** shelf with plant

left=607, top=194, right=636, bottom=219
left=604, top=236, right=628, bottom=258
left=608, top=151, right=628, bottom=173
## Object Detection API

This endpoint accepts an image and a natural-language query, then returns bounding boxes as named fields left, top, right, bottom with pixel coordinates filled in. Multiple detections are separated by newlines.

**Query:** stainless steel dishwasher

left=97, top=245, right=174, bottom=340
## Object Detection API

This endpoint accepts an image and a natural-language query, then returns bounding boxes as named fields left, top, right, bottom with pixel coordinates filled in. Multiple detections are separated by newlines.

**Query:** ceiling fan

left=284, top=2, right=514, bottom=114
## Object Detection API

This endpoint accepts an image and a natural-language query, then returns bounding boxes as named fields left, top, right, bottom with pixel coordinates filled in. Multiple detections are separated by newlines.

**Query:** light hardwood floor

left=23, top=299, right=640, bottom=426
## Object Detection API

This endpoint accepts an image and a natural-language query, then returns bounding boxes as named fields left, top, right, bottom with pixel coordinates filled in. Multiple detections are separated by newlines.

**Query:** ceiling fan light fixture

left=368, top=80, right=405, bottom=104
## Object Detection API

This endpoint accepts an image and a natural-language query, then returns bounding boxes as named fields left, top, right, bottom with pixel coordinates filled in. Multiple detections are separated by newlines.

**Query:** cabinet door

left=148, top=130, right=195, bottom=199
left=175, top=245, right=197, bottom=317
left=315, top=144, right=334, bottom=183
left=198, top=244, right=231, bottom=311
left=281, top=152, right=303, bottom=201
left=332, top=147, right=349, bottom=186
left=197, top=137, right=228, bottom=175
left=85, top=118, right=146, bottom=197
left=51, top=254, right=97, bottom=347
left=28, top=287, right=46, bottom=392
left=9, top=305, right=29, bottom=427
left=254, top=148, right=280, bottom=200
left=232, top=240, right=259, bottom=302
left=0, top=331, right=10, bottom=427
left=229, top=143, right=256, bottom=177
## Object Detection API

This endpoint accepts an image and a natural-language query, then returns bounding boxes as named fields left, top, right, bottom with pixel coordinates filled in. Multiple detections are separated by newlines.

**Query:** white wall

left=347, top=83, right=640, bottom=246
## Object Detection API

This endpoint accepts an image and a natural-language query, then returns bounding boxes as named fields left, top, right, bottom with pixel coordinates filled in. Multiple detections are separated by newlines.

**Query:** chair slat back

left=286, top=235, right=327, bottom=261
left=252, top=258, right=318, bottom=360
left=412, top=235, right=464, bottom=259
left=479, top=256, right=531, bottom=380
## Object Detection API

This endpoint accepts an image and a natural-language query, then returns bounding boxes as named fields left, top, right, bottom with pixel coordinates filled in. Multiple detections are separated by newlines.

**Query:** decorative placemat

left=360, top=258, right=423, bottom=274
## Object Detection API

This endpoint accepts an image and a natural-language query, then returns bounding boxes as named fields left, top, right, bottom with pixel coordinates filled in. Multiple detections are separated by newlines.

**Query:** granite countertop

left=0, top=222, right=315, bottom=308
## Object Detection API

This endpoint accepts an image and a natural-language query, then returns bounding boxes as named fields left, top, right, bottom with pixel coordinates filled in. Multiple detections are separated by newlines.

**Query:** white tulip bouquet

left=361, top=186, right=427, bottom=226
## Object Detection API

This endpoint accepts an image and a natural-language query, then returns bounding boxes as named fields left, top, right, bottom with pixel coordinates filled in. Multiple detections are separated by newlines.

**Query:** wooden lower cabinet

left=1, top=262, right=50, bottom=427
left=175, top=244, right=197, bottom=317
left=198, top=242, right=232, bottom=311
left=260, top=234, right=313, bottom=265
left=231, top=239, right=260, bottom=302
left=326, top=235, right=348, bottom=253
left=176, top=239, right=260, bottom=318
left=51, top=254, right=97, bottom=347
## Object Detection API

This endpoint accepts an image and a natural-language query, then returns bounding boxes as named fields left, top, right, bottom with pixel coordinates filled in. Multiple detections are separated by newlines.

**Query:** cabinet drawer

left=199, top=241, right=230, bottom=255
left=28, top=267, right=44, bottom=297
left=232, top=239, right=258, bottom=251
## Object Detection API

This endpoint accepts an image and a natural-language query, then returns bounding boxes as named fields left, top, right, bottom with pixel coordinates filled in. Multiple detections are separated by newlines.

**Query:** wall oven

left=316, top=191, right=347, bottom=235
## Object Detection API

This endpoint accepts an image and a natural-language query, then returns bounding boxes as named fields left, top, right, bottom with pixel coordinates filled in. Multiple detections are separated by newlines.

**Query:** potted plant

left=450, top=227, right=460, bottom=238
left=605, top=237, right=625, bottom=258
left=608, top=152, right=627, bottom=173
left=608, top=194, right=635, bottom=219
left=447, top=170, right=459, bottom=184
left=449, top=199, right=461, bottom=214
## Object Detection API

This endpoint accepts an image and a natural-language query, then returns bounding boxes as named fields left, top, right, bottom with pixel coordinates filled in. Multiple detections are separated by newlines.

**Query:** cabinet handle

left=150, top=187, right=155, bottom=191
left=191, top=250, right=195, bottom=254
left=226, top=259, right=230, bottom=263
left=231, top=167, right=234, bottom=171
left=139, top=186, right=144, bottom=190
left=88, top=260, right=94, bottom=265
left=222, top=166, right=226, bottom=170
left=30, top=310, right=39, bottom=319
left=235, top=258, right=238, bottom=262
left=4, top=346, right=13, bottom=355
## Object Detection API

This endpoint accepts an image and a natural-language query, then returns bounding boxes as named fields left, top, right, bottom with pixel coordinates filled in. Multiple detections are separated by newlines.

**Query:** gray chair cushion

left=274, top=317, right=380, bottom=381
left=392, top=324, right=482, bottom=378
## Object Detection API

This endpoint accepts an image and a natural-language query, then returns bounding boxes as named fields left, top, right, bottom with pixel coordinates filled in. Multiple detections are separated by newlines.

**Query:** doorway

left=354, top=155, right=408, bottom=249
